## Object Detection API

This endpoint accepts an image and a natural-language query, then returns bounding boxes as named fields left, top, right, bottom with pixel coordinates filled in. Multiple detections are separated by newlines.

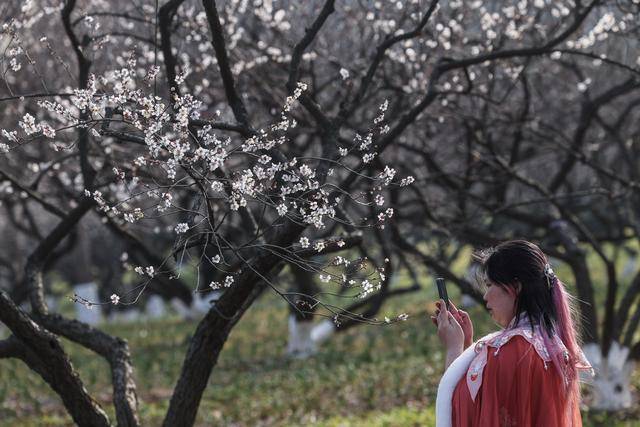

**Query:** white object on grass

left=582, top=342, right=634, bottom=410
left=287, top=315, right=317, bottom=358
left=171, top=298, right=194, bottom=320
left=145, top=295, right=166, bottom=319
left=310, top=319, right=336, bottom=345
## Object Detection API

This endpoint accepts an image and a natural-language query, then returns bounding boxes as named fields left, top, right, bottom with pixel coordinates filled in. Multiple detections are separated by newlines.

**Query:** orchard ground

left=0, top=282, right=638, bottom=426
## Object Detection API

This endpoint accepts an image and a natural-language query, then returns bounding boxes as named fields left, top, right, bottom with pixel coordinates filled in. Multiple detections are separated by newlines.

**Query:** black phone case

left=436, top=277, right=450, bottom=307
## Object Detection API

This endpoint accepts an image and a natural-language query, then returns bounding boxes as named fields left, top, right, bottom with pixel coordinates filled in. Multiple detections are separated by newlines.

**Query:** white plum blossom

left=211, top=254, right=221, bottom=264
left=299, top=237, right=310, bottom=248
left=333, top=256, right=348, bottom=266
left=374, top=100, right=389, bottom=125
left=283, top=81, right=307, bottom=112
left=175, top=223, right=189, bottom=234
left=9, top=58, right=21, bottom=71
left=399, top=176, right=415, bottom=186
left=112, top=167, right=125, bottom=180
left=2, top=130, right=18, bottom=142
left=223, top=275, right=234, bottom=287
left=211, top=181, right=225, bottom=192
left=158, top=192, right=173, bottom=212
left=359, top=279, right=381, bottom=298
left=40, top=123, right=55, bottom=138
left=363, top=153, right=375, bottom=163
left=379, top=166, right=396, bottom=185
left=18, top=113, right=39, bottom=135
left=146, top=65, right=160, bottom=80
left=110, top=294, right=120, bottom=305
left=276, top=203, right=288, bottom=216
left=319, top=274, right=331, bottom=283
left=339, top=68, right=349, bottom=80
left=577, top=78, right=592, bottom=93
left=85, top=190, right=107, bottom=209
left=356, top=133, right=373, bottom=151
left=298, top=164, right=314, bottom=178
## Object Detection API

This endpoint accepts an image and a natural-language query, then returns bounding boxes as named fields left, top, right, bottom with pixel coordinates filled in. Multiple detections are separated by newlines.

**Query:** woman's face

left=483, top=280, right=518, bottom=327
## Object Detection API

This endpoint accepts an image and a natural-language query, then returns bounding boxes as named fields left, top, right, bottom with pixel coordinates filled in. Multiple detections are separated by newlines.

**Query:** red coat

left=451, top=336, right=583, bottom=426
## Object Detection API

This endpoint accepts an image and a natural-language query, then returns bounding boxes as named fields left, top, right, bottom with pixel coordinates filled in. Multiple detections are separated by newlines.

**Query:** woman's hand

left=431, top=301, right=474, bottom=349
left=450, top=302, right=474, bottom=349
left=431, top=300, right=464, bottom=367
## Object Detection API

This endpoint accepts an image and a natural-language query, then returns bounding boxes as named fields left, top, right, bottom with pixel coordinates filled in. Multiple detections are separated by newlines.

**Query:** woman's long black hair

left=476, top=240, right=558, bottom=336
left=474, top=240, right=583, bottom=415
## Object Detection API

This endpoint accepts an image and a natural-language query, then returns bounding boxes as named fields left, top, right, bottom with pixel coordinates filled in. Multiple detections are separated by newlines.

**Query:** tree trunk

left=162, top=227, right=299, bottom=426
left=568, top=256, right=599, bottom=343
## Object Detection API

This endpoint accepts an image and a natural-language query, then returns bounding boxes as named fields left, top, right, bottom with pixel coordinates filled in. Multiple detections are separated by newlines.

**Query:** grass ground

left=0, top=283, right=638, bottom=426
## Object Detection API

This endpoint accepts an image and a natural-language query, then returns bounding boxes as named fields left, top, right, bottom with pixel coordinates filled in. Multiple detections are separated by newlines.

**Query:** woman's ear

left=507, top=280, right=522, bottom=297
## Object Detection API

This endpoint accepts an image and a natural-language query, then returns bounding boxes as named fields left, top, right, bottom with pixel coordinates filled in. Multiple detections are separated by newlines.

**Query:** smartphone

left=435, top=277, right=450, bottom=309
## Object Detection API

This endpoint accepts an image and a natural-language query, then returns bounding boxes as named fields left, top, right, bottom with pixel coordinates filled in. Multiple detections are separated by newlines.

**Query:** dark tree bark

left=0, top=291, right=110, bottom=427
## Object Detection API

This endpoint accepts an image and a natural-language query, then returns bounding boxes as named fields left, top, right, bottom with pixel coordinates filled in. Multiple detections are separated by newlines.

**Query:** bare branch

left=339, top=0, right=440, bottom=123
left=159, top=0, right=185, bottom=95
left=548, top=78, right=640, bottom=193
left=202, top=0, right=252, bottom=129
left=0, top=168, right=67, bottom=218
left=38, top=313, right=140, bottom=427
left=0, top=335, right=23, bottom=359
left=286, top=0, right=335, bottom=92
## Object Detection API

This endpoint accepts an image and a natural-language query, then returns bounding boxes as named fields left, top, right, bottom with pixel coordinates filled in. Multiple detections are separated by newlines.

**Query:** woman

left=432, top=240, right=592, bottom=427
